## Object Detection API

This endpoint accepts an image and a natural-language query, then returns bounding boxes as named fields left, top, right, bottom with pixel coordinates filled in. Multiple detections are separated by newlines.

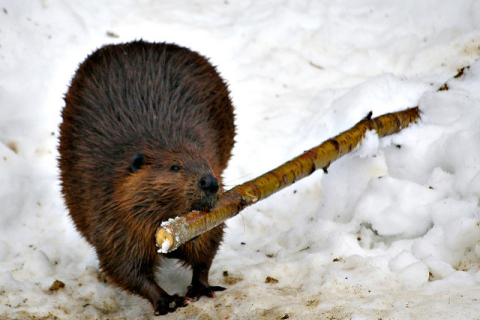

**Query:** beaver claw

left=186, top=284, right=226, bottom=301
left=153, top=294, right=190, bottom=316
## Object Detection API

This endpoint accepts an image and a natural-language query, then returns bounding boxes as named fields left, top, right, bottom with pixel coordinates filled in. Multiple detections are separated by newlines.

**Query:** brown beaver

left=58, top=40, right=235, bottom=316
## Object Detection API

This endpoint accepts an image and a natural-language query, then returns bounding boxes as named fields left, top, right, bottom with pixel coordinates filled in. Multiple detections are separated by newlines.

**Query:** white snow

left=1, top=0, right=480, bottom=319
left=158, top=237, right=171, bottom=255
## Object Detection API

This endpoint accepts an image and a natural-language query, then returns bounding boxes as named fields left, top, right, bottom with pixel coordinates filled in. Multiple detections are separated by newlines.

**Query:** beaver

left=58, top=40, right=235, bottom=316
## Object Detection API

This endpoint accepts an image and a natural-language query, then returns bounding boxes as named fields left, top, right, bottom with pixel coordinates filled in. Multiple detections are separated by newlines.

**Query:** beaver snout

left=198, top=173, right=219, bottom=194
left=191, top=174, right=219, bottom=211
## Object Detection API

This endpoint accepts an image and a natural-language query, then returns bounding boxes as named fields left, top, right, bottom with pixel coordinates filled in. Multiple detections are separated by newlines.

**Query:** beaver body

left=58, top=40, right=235, bottom=315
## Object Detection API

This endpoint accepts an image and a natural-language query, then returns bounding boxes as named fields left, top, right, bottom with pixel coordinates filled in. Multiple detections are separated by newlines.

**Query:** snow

left=158, top=237, right=171, bottom=255
left=1, top=0, right=480, bottom=319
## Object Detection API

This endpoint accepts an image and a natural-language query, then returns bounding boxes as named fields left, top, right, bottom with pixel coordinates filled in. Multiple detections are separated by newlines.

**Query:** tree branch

left=156, top=106, right=421, bottom=253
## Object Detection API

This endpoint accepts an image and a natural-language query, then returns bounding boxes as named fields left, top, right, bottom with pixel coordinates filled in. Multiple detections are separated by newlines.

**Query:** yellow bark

left=156, top=107, right=421, bottom=253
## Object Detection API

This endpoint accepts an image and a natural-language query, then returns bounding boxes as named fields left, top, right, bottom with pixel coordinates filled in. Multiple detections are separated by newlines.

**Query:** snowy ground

left=1, top=1, right=480, bottom=319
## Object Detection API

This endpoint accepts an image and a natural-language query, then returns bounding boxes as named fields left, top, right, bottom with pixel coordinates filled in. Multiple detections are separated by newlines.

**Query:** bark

left=156, top=107, right=421, bottom=253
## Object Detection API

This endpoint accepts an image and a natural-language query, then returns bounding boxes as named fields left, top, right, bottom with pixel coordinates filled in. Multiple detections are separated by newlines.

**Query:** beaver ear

left=130, top=153, right=146, bottom=173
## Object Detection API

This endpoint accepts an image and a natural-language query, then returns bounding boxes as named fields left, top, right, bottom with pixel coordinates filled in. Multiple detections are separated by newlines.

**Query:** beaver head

left=114, top=145, right=221, bottom=222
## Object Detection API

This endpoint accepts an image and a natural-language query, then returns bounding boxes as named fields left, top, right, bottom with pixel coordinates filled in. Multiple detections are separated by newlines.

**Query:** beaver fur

left=58, top=40, right=235, bottom=316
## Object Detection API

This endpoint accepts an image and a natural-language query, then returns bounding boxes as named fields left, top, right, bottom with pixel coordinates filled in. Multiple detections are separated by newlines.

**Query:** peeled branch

left=156, top=106, right=421, bottom=253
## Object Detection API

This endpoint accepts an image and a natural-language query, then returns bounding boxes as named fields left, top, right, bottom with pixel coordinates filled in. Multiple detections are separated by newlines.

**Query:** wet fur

left=58, top=40, right=235, bottom=315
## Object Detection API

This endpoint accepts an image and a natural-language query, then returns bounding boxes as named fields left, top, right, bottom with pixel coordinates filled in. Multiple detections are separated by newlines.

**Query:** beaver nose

left=198, top=174, right=219, bottom=194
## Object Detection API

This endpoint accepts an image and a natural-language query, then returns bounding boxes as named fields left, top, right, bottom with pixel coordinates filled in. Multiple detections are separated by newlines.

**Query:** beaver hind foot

left=154, top=294, right=190, bottom=316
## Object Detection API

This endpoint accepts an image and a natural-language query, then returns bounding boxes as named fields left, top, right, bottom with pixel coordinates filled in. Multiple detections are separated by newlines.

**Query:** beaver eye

left=170, top=165, right=180, bottom=172
left=130, top=153, right=146, bottom=173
